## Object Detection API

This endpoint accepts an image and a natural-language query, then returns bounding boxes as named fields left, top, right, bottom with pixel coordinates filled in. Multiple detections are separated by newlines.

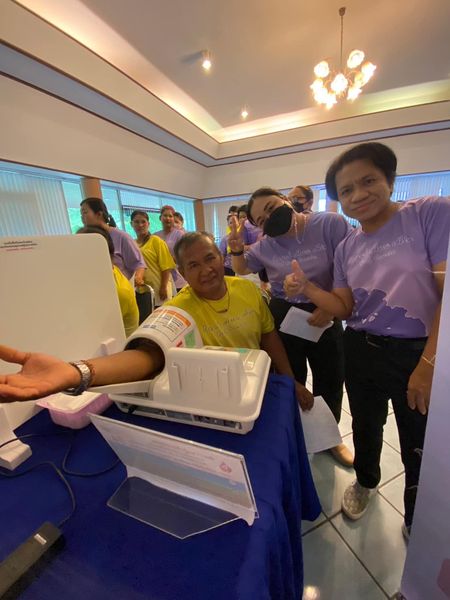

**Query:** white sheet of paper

left=300, top=396, right=342, bottom=454
left=279, top=306, right=333, bottom=342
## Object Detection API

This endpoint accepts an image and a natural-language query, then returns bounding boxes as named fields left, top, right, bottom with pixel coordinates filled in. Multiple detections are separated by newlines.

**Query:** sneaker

left=401, top=522, right=411, bottom=542
left=342, top=480, right=377, bottom=520
left=329, top=443, right=354, bottom=468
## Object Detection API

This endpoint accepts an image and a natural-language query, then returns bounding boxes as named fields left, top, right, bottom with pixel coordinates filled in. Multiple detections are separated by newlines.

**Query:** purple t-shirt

left=245, top=212, right=351, bottom=302
left=333, top=196, right=450, bottom=338
left=219, top=235, right=232, bottom=269
left=155, top=228, right=186, bottom=288
left=244, top=220, right=262, bottom=245
left=109, top=227, right=145, bottom=280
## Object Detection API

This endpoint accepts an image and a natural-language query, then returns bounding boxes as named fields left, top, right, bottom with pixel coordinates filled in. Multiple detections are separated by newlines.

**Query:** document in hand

left=299, top=396, right=342, bottom=454
left=279, top=307, right=333, bottom=342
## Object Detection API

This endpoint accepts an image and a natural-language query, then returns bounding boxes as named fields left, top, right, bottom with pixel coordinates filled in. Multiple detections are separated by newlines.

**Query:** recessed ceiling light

left=202, top=51, right=212, bottom=71
left=241, top=108, right=249, bottom=119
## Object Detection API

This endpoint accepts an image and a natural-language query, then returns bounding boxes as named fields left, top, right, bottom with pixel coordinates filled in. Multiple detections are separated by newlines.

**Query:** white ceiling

left=13, top=0, right=450, bottom=141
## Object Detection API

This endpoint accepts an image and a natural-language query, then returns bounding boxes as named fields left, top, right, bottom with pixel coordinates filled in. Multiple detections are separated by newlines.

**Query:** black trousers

left=270, top=297, right=344, bottom=423
left=344, top=327, right=428, bottom=527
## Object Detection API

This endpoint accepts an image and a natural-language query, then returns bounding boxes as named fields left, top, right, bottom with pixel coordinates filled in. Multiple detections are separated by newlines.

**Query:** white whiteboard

left=0, top=234, right=126, bottom=428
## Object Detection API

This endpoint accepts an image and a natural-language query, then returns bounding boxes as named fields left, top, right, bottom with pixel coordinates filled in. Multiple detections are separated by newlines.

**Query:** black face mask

left=263, top=203, right=294, bottom=237
left=292, top=201, right=306, bottom=213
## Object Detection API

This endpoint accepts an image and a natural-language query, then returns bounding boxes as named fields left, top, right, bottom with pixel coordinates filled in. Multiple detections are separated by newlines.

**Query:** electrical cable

left=0, top=461, right=76, bottom=528
left=61, top=432, right=120, bottom=477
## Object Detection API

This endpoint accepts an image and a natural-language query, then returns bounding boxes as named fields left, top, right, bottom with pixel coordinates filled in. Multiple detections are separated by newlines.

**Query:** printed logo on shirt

left=348, top=235, right=415, bottom=267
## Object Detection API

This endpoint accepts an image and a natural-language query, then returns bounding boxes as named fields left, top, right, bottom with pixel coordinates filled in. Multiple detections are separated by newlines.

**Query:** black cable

left=0, top=431, right=70, bottom=451
left=0, top=432, right=121, bottom=476
left=0, top=461, right=76, bottom=528
left=61, top=432, right=120, bottom=477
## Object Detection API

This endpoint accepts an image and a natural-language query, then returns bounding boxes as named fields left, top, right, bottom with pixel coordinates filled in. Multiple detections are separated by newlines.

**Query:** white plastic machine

left=93, top=306, right=271, bottom=434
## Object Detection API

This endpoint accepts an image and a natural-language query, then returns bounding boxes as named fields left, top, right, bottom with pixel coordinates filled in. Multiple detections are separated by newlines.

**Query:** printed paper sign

left=279, top=306, right=333, bottom=342
left=91, top=414, right=258, bottom=525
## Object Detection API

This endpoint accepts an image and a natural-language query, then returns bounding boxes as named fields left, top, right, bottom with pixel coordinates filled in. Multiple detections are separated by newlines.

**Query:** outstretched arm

left=0, top=343, right=164, bottom=403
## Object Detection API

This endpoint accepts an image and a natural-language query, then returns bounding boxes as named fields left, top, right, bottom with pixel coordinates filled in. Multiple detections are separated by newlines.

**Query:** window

left=0, top=163, right=196, bottom=238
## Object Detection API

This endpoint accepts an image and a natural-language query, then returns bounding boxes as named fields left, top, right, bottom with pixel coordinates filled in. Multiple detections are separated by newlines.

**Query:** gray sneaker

left=342, top=480, right=377, bottom=520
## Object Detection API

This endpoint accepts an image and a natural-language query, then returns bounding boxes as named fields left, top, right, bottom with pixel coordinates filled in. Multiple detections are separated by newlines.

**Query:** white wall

left=0, top=76, right=206, bottom=199
left=201, top=129, right=450, bottom=198
left=2, top=75, right=449, bottom=203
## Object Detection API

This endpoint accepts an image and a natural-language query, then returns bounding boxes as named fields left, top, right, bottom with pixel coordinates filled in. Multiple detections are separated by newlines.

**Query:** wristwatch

left=64, top=360, right=94, bottom=395
left=230, top=250, right=244, bottom=256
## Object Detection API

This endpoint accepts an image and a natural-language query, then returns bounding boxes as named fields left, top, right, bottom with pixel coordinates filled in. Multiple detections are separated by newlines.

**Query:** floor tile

left=379, top=474, right=405, bottom=516
left=302, top=512, right=327, bottom=536
left=343, top=435, right=404, bottom=486
left=302, top=522, right=386, bottom=599
left=338, top=409, right=353, bottom=437
left=342, top=393, right=351, bottom=415
left=383, top=413, right=400, bottom=452
left=309, top=448, right=356, bottom=517
left=332, top=494, right=407, bottom=597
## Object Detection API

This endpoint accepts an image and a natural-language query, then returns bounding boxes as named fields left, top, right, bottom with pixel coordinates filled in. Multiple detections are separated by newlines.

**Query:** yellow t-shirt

left=138, top=235, right=176, bottom=305
left=165, top=276, right=274, bottom=348
left=113, top=265, right=139, bottom=337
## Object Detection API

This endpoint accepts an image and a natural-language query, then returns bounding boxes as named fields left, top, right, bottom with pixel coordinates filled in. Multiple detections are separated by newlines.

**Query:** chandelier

left=311, top=6, right=376, bottom=109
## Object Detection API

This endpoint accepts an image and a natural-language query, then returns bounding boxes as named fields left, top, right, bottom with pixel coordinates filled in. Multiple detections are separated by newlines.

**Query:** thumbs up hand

left=284, top=259, right=308, bottom=297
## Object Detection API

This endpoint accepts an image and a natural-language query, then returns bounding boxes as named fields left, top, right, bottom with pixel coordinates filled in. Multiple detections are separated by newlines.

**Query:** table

left=0, top=375, right=321, bottom=600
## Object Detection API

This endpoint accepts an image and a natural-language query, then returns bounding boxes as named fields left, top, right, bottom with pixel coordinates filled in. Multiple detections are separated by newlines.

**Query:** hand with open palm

left=0, top=345, right=80, bottom=402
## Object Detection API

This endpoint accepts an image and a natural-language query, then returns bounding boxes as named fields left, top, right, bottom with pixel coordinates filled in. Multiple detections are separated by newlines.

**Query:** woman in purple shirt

left=80, top=198, right=145, bottom=284
left=230, top=187, right=353, bottom=467
left=284, top=142, right=449, bottom=536
left=154, top=205, right=186, bottom=292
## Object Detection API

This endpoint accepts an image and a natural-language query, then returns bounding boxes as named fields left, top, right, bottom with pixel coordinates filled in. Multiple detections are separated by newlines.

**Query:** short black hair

left=173, top=211, right=184, bottom=223
left=130, top=210, right=149, bottom=222
left=325, top=142, right=397, bottom=200
left=247, top=187, right=284, bottom=226
left=77, top=225, right=114, bottom=256
left=238, top=204, right=248, bottom=216
left=173, top=231, right=217, bottom=268
left=228, top=205, right=239, bottom=214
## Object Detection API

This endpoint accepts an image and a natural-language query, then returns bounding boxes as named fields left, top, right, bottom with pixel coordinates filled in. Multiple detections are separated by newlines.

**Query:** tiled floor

left=302, top=383, right=407, bottom=599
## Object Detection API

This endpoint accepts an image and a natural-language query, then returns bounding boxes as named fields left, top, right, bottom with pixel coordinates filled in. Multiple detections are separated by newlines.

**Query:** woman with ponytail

left=80, top=198, right=145, bottom=284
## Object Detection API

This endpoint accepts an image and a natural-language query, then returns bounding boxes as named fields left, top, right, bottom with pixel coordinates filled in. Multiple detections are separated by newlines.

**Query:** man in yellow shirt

left=0, top=233, right=313, bottom=410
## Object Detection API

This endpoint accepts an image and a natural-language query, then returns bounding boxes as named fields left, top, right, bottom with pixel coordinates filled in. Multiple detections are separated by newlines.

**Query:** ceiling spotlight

left=241, top=107, right=249, bottom=119
left=202, top=51, right=212, bottom=71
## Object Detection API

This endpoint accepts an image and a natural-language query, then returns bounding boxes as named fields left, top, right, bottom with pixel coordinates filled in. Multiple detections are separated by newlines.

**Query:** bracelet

left=421, top=354, right=436, bottom=367
left=231, top=250, right=244, bottom=256
left=64, top=360, right=95, bottom=395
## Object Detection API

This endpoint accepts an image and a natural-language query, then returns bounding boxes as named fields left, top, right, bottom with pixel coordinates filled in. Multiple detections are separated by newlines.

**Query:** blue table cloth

left=0, top=375, right=320, bottom=600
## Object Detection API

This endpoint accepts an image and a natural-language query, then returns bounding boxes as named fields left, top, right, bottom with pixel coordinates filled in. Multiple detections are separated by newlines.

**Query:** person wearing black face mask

left=287, top=185, right=314, bottom=214
left=229, top=187, right=353, bottom=467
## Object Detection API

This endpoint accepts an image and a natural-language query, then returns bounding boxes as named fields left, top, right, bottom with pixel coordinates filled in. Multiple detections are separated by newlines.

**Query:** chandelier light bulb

left=311, top=78, right=324, bottom=92
left=347, top=49, right=365, bottom=69
left=314, top=61, right=330, bottom=78
left=314, top=87, right=329, bottom=104
left=241, top=107, right=249, bottom=119
left=325, top=93, right=337, bottom=110
left=361, top=61, right=376, bottom=83
left=310, top=7, right=376, bottom=108
left=347, top=86, right=361, bottom=101
left=331, top=73, right=348, bottom=94
left=201, top=51, right=212, bottom=71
